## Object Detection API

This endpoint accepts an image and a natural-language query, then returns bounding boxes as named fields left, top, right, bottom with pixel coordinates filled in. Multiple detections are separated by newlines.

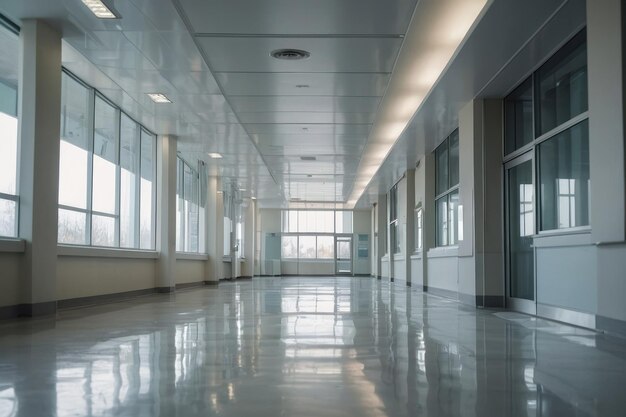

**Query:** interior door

left=335, top=236, right=353, bottom=275
left=505, top=153, right=536, bottom=314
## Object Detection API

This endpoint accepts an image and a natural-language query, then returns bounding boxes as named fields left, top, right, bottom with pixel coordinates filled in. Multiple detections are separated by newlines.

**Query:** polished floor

left=1, top=277, right=625, bottom=417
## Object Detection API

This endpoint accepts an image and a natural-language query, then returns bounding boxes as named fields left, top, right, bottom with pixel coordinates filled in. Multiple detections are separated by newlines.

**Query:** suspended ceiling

left=0, top=0, right=586, bottom=208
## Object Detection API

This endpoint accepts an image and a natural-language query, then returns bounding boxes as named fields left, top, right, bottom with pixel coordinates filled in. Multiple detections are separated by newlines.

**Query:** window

left=58, top=71, right=156, bottom=249
left=414, top=205, right=423, bottom=251
left=280, top=210, right=354, bottom=260
left=0, top=23, right=19, bottom=238
left=435, top=129, right=460, bottom=246
left=504, top=30, right=589, bottom=232
left=389, top=183, right=400, bottom=254
left=539, top=120, right=590, bottom=230
left=176, top=157, right=203, bottom=253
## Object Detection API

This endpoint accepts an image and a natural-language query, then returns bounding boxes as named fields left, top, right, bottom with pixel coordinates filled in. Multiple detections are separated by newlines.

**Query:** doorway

left=335, top=235, right=353, bottom=275
left=505, top=152, right=536, bottom=314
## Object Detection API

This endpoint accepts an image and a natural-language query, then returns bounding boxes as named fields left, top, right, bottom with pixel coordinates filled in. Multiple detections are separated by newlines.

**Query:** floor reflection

left=0, top=277, right=625, bottom=416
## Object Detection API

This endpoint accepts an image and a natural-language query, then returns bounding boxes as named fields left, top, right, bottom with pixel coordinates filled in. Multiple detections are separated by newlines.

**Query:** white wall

left=57, top=257, right=156, bottom=301
left=175, top=260, right=206, bottom=285
left=0, top=253, right=20, bottom=307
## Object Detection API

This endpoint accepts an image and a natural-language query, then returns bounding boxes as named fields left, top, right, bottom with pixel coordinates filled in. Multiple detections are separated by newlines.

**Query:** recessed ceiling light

left=300, top=156, right=316, bottom=161
left=296, top=84, right=310, bottom=88
left=147, top=93, right=172, bottom=103
left=239, top=189, right=246, bottom=192
left=81, top=0, right=120, bottom=19
left=271, top=49, right=311, bottom=60
left=208, top=153, right=223, bottom=159
left=251, top=197, right=257, bottom=200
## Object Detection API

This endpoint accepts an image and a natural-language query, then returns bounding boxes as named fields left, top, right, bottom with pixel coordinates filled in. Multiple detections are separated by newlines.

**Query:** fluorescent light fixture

left=251, top=197, right=257, bottom=200
left=208, top=153, right=223, bottom=159
left=239, top=189, right=247, bottom=192
left=81, top=0, right=120, bottom=19
left=347, top=0, right=489, bottom=207
left=147, top=93, right=172, bottom=104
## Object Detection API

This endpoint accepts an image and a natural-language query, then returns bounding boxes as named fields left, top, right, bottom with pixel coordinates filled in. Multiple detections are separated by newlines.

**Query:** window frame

left=0, top=21, right=20, bottom=238
left=176, top=157, right=203, bottom=254
left=434, top=129, right=460, bottom=247
left=58, top=69, right=157, bottom=250
left=503, top=29, right=590, bottom=234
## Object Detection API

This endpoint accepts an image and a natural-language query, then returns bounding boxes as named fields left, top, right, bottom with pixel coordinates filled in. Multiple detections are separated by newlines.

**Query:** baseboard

left=175, top=281, right=206, bottom=290
left=0, top=301, right=58, bottom=319
left=406, top=281, right=412, bottom=287
left=156, top=286, right=175, bottom=293
left=204, top=280, right=219, bottom=286
left=58, top=288, right=156, bottom=310
left=236, top=276, right=253, bottom=280
left=377, top=275, right=382, bottom=280
left=424, top=285, right=458, bottom=301
left=354, top=274, right=371, bottom=277
left=597, top=315, right=626, bottom=338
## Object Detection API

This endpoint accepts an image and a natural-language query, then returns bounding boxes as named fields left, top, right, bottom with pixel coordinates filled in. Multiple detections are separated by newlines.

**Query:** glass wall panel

left=58, top=208, right=87, bottom=245
left=335, top=211, right=353, bottom=234
left=0, top=198, right=17, bottom=237
left=505, top=77, right=534, bottom=154
left=449, top=130, right=460, bottom=187
left=317, top=236, right=334, bottom=259
left=93, top=97, right=118, bottom=214
left=281, top=236, right=298, bottom=258
left=436, top=197, right=448, bottom=247
left=536, top=31, right=588, bottom=136
left=539, top=120, right=590, bottom=231
left=435, top=141, right=449, bottom=196
left=58, top=73, right=91, bottom=244
left=120, top=114, right=139, bottom=248
left=448, top=191, right=460, bottom=245
left=298, top=235, right=316, bottom=259
left=139, top=130, right=156, bottom=250
left=0, top=24, right=19, bottom=238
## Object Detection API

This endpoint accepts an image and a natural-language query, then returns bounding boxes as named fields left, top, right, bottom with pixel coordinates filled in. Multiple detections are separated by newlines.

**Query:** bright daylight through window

left=0, top=23, right=19, bottom=238
left=58, top=71, right=156, bottom=249
left=281, top=210, right=353, bottom=259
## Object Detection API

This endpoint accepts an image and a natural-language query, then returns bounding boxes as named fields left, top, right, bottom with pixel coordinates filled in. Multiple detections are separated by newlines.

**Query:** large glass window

left=504, top=30, right=589, bottom=233
left=280, top=210, right=353, bottom=260
left=58, top=71, right=156, bottom=249
left=539, top=120, right=590, bottom=230
left=176, top=157, right=203, bottom=253
left=414, top=206, right=423, bottom=252
left=535, top=31, right=588, bottom=137
left=435, top=130, right=460, bottom=246
left=389, top=183, right=400, bottom=254
left=0, top=24, right=19, bottom=238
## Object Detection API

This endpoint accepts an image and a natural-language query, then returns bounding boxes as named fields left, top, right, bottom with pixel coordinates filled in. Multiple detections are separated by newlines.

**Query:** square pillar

left=156, top=135, right=177, bottom=291
left=17, top=20, right=62, bottom=315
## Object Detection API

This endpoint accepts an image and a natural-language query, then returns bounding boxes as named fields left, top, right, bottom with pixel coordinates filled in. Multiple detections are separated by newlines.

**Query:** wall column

left=375, top=194, right=387, bottom=279
left=17, top=20, right=62, bottom=316
left=457, top=99, right=504, bottom=307
left=204, top=176, right=219, bottom=283
left=587, top=0, right=626, bottom=329
left=156, top=135, right=177, bottom=292
left=405, top=169, right=416, bottom=285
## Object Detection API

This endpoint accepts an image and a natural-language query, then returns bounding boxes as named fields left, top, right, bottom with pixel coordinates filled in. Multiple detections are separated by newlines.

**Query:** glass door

left=335, top=236, right=353, bottom=275
left=505, top=153, right=536, bottom=314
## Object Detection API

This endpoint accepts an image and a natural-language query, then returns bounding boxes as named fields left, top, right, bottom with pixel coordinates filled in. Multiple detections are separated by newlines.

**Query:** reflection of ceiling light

left=348, top=0, right=489, bottom=207
left=147, top=93, right=171, bottom=103
left=208, top=153, right=222, bottom=159
left=81, top=0, right=120, bottom=18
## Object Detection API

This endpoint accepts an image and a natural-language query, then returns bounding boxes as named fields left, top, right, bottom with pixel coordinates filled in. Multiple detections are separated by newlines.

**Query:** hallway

left=0, top=277, right=624, bottom=417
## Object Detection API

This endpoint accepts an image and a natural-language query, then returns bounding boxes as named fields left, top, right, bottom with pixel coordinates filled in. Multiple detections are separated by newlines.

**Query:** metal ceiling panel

left=237, top=112, right=376, bottom=125
left=215, top=72, right=390, bottom=97
left=195, top=37, right=402, bottom=73
left=228, top=96, right=381, bottom=113
left=177, top=0, right=418, bottom=35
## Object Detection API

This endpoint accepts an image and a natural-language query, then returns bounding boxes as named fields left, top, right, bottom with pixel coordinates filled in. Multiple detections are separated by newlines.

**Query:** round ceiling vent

left=271, top=49, right=311, bottom=60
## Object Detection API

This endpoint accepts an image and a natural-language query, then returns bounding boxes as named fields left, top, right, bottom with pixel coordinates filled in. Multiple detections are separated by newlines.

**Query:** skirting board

left=58, top=288, right=157, bottom=309
left=0, top=301, right=57, bottom=318
left=176, top=281, right=207, bottom=290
